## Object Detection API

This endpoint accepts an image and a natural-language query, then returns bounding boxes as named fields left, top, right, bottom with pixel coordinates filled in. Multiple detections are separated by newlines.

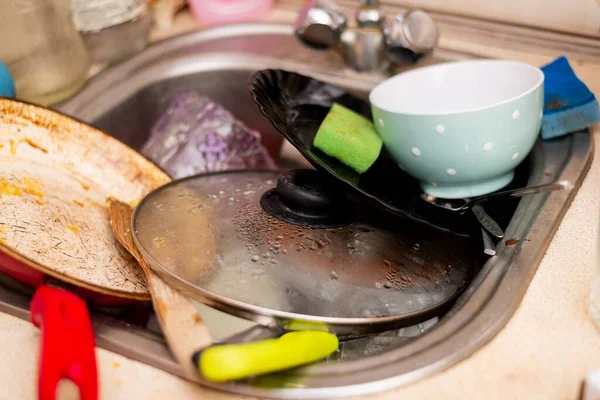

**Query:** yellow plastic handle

left=198, top=331, right=339, bottom=382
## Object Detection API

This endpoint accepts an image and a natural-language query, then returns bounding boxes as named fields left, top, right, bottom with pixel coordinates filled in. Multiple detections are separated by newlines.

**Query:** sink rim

left=55, top=23, right=595, bottom=399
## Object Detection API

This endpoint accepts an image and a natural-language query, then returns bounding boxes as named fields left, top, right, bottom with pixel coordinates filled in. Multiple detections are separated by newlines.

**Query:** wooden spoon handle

left=145, top=270, right=212, bottom=381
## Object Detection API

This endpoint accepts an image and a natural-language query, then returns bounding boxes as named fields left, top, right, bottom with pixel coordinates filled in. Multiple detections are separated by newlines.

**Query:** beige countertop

left=2, top=6, right=600, bottom=400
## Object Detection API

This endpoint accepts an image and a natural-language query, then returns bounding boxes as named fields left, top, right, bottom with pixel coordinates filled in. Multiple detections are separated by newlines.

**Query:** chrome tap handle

left=294, top=0, right=438, bottom=72
left=295, top=0, right=347, bottom=50
left=383, top=10, right=438, bottom=64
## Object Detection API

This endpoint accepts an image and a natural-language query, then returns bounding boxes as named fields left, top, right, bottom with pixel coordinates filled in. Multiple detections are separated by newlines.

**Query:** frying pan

left=0, top=98, right=170, bottom=400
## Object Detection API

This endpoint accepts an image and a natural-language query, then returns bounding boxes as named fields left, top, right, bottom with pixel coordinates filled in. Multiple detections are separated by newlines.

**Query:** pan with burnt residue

left=0, top=97, right=171, bottom=400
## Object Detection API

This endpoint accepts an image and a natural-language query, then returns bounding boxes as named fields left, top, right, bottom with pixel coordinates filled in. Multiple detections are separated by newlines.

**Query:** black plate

left=248, top=69, right=480, bottom=237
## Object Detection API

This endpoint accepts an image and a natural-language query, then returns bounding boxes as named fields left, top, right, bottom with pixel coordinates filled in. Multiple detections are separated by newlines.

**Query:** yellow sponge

left=313, top=103, right=382, bottom=174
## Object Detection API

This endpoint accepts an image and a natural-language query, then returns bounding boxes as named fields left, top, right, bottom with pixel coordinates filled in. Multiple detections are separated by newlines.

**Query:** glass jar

left=0, top=0, right=91, bottom=105
left=70, top=0, right=152, bottom=65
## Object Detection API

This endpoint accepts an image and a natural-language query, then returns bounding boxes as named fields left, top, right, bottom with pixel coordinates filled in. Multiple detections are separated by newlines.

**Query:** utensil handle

left=30, top=286, right=98, bottom=400
left=196, top=331, right=339, bottom=382
left=473, top=181, right=568, bottom=205
left=472, top=204, right=504, bottom=239
left=146, top=272, right=212, bottom=381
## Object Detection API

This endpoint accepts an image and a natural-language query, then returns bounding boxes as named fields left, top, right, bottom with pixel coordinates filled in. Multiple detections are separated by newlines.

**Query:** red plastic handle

left=30, top=286, right=98, bottom=400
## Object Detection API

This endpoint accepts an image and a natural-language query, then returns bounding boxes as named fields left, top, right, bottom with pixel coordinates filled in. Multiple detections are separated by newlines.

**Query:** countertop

left=2, top=6, right=600, bottom=400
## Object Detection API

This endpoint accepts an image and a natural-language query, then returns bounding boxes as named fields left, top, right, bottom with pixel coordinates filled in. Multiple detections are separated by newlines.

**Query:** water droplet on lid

left=251, top=255, right=260, bottom=262
left=330, top=271, right=338, bottom=279
left=218, top=191, right=225, bottom=195
left=384, top=281, right=393, bottom=288
left=383, top=260, right=391, bottom=267
left=413, top=243, right=421, bottom=251
left=375, top=282, right=383, bottom=289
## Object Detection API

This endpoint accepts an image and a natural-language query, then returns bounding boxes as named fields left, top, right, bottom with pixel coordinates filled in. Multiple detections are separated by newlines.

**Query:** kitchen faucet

left=294, top=0, right=438, bottom=73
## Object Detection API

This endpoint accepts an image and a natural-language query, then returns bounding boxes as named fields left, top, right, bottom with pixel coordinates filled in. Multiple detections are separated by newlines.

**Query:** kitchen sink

left=52, top=23, right=593, bottom=399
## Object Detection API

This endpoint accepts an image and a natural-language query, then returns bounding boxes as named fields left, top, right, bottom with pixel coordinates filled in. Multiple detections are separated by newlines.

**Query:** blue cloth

left=540, top=56, right=600, bottom=140
left=0, top=61, right=15, bottom=98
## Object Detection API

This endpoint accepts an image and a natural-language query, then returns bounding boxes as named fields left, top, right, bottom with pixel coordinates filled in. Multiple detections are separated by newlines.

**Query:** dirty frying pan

left=0, top=98, right=170, bottom=400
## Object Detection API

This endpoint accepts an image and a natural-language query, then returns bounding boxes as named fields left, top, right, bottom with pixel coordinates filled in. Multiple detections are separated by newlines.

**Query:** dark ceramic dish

left=248, top=69, right=481, bottom=237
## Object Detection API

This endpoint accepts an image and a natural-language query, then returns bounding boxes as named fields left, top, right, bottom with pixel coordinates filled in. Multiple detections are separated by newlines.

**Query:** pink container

left=188, top=0, right=274, bottom=26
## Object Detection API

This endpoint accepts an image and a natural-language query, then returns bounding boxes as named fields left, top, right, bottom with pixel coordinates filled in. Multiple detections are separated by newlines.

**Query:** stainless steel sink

left=56, top=23, right=593, bottom=399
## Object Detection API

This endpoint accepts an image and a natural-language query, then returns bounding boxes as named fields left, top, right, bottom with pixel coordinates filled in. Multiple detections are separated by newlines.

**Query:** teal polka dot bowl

left=369, top=60, right=544, bottom=199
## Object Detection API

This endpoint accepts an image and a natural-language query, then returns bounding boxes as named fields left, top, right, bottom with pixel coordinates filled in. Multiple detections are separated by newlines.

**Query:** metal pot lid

left=132, top=170, right=477, bottom=334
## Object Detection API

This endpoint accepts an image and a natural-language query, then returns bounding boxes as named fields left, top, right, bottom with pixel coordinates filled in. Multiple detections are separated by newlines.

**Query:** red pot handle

left=30, top=286, right=98, bottom=400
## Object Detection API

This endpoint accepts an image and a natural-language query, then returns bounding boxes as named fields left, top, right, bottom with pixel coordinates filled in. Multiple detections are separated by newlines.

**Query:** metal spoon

left=421, top=180, right=569, bottom=212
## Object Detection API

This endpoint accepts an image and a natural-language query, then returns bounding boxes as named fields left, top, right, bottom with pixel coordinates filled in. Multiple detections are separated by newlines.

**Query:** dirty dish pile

left=370, top=60, right=545, bottom=199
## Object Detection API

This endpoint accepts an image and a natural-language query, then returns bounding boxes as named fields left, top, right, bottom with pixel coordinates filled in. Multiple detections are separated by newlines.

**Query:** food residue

left=152, top=236, right=166, bottom=248
left=0, top=225, right=6, bottom=245
left=113, top=362, right=120, bottom=368
left=9, top=140, right=15, bottom=155
left=22, top=178, right=44, bottom=198
left=0, top=143, right=4, bottom=149
left=0, top=178, right=44, bottom=200
left=0, top=178, right=22, bottom=197
left=505, top=238, right=520, bottom=246
left=22, top=138, right=48, bottom=153
left=80, top=182, right=90, bottom=191
left=67, top=225, right=80, bottom=235
left=73, top=200, right=85, bottom=207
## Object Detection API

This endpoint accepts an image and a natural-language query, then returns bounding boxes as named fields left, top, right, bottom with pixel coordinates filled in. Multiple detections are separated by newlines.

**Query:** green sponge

left=313, top=103, right=382, bottom=174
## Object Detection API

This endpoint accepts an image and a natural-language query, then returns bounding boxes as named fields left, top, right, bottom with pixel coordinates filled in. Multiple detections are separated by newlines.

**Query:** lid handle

left=260, top=169, right=356, bottom=228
